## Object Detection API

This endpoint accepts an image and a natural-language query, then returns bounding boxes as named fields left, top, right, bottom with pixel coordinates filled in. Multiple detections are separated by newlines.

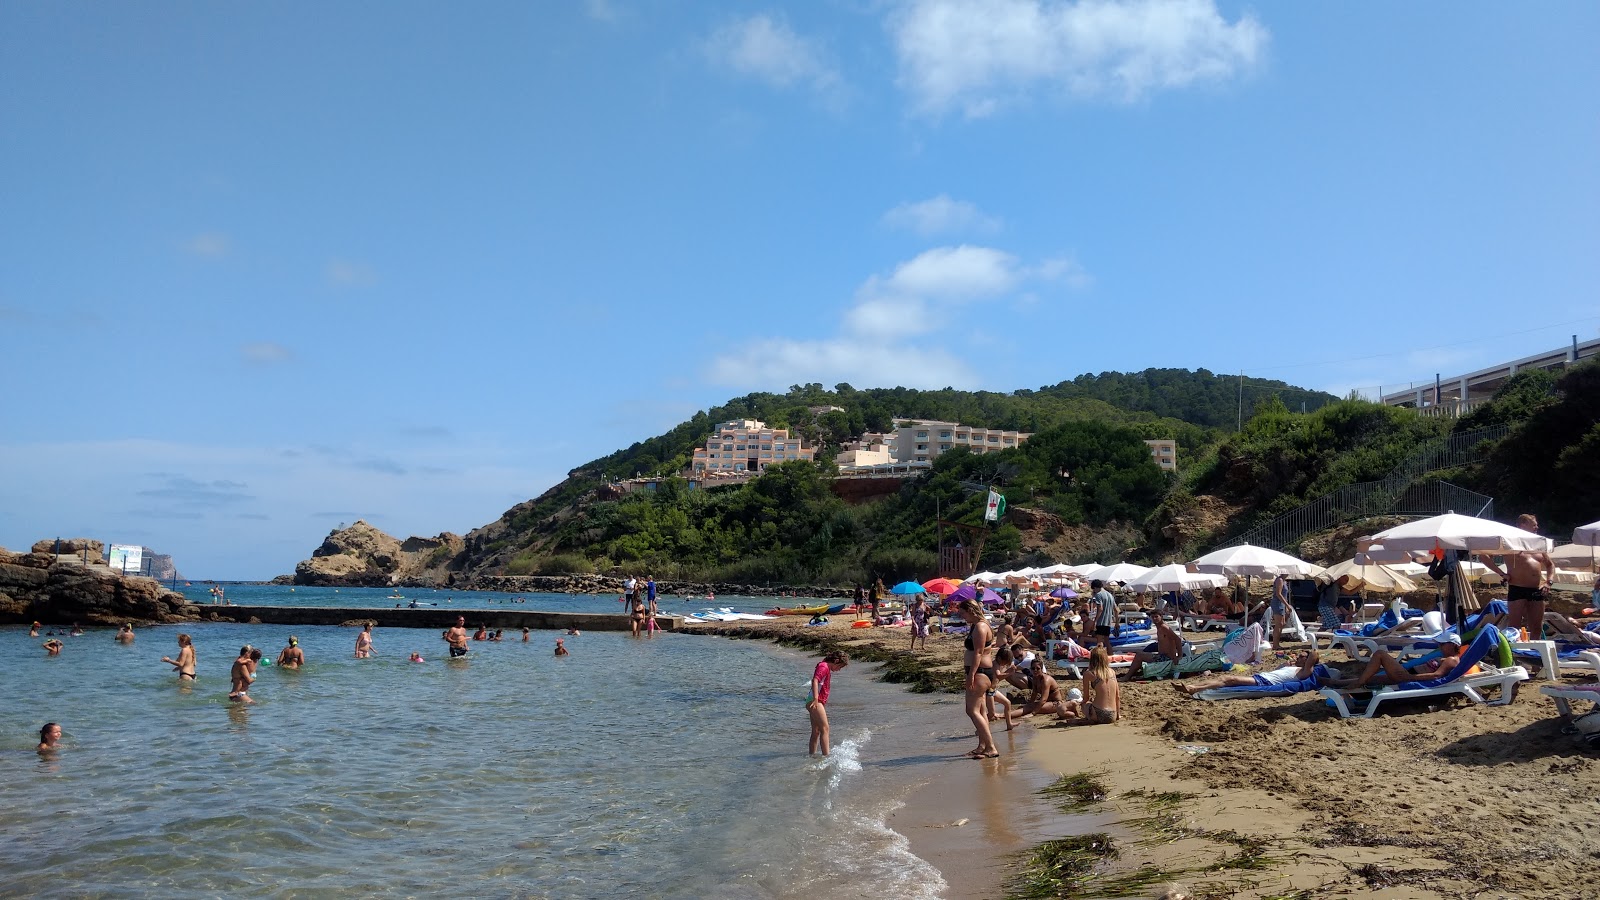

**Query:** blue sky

left=2, top=1, right=1596, bottom=578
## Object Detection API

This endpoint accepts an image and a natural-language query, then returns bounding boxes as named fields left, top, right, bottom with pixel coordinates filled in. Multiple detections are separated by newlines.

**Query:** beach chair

left=1193, top=665, right=1333, bottom=701
left=1317, top=630, right=1530, bottom=719
left=1539, top=683, right=1600, bottom=719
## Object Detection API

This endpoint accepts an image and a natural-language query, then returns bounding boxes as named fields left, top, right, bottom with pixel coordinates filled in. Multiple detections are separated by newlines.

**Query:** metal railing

left=1218, top=423, right=1510, bottom=553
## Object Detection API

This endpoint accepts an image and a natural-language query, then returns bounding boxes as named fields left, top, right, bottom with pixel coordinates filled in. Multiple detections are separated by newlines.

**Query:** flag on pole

left=985, top=490, right=1005, bottom=522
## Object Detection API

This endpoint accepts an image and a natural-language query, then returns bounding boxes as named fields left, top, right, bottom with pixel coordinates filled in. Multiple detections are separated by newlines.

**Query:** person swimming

left=37, top=722, right=62, bottom=753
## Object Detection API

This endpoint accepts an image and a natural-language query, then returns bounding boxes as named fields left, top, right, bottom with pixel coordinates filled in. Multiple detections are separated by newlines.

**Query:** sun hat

left=1067, top=688, right=1084, bottom=702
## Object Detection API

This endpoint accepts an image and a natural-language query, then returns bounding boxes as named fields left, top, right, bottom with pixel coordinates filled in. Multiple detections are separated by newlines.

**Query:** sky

left=2, top=1, right=1597, bottom=578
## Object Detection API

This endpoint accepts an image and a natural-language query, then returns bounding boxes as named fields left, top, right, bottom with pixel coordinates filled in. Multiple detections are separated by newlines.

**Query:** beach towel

left=1222, top=624, right=1266, bottom=666
left=1138, top=647, right=1230, bottom=680
left=1194, top=664, right=1332, bottom=700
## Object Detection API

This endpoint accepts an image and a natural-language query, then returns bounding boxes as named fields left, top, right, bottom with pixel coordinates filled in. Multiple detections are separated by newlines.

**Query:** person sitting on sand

left=115, top=624, right=135, bottom=643
left=1174, top=649, right=1322, bottom=695
left=1062, top=646, right=1120, bottom=725
left=277, top=636, right=304, bottom=668
left=1324, top=639, right=1463, bottom=690
left=43, top=638, right=64, bottom=656
left=1017, top=657, right=1070, bottom=718
left=1128, top=615, right=1184, bottom=678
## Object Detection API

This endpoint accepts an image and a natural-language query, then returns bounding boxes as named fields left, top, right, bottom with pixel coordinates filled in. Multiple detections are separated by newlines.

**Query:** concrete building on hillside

left=835, top=431, right=893, bottom=468
left=1144, top=439, right=1178, bottom=472
left=1379, top=335, right=1597, bottom=416
left=890, top=419, right=1032, bottom=465
left=690, top=420, right=815, bottom=474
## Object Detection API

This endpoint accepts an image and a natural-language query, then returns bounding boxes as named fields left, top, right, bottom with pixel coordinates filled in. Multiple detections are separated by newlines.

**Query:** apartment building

left=1144, top=439, right=1178, bottom=472
left=690, top=420, right=816, bottom=473
left=889, top=420, right=1032, bottom=465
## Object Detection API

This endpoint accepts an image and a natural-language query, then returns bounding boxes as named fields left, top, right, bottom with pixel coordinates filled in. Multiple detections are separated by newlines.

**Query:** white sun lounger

left=1318, top=665, right=1530, bottom=718
left=1539, top=683, right=1600, bottom=718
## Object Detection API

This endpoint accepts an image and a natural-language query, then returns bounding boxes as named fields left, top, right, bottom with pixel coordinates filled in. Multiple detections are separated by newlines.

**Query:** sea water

left=0, top=609, right=974, bottom=899
left=171, top=583, right=820, bottom=615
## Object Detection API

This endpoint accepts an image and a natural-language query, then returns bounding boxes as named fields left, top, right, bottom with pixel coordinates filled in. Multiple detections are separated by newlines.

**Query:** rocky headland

left=292, top=520, right=466, bottom=587
left=1, top=539, right=197, bottom=625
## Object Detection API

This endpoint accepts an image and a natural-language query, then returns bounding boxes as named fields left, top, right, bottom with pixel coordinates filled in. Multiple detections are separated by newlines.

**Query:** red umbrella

left=922, top=578, right=962, bottom=595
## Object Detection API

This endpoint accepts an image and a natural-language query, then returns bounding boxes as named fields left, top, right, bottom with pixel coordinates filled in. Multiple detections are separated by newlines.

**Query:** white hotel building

left=690, top=419, right=816, bottom=474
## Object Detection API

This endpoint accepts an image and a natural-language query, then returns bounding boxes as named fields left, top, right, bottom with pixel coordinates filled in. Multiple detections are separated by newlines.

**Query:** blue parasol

left=890, top=581, right=925, bottom=595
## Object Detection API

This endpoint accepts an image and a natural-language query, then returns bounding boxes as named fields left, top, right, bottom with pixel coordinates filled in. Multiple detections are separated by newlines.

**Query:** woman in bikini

left=1065, top=645, right=1120, bottom=725
left=161, top=633, right=197, bottom=680
left=958, top=599, right=1000, bottom=759
left=631, top=594, right=647, bottom=637
left=354, top=624, right=375, bottom=658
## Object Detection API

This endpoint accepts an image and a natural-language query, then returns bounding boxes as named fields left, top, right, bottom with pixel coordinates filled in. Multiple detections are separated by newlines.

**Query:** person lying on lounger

left=1544, top=612, right=1600, bottom=645
left=1322, top=639, right=1463, bottom=689
left=1173, top=649, right=1321, bottom=696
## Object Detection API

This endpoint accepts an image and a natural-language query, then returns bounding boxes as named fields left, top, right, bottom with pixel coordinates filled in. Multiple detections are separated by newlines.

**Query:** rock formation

left=292, top=521, right=465, bottom=586
left=0, top=543, right=196, bottom=625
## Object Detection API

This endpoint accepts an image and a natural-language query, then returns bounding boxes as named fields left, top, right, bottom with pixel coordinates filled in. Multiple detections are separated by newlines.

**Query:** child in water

left=409, top=651, right=425, bottom=663
left=806, top=651, right=850, bottom=756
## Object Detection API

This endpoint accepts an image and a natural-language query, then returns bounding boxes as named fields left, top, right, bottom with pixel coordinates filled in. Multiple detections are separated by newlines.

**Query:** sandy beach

left=688, top=616, right=1600, bottom=899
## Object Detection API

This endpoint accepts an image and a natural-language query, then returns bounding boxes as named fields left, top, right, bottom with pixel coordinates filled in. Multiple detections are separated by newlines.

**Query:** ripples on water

left=0, top=620, right=950, bottom=899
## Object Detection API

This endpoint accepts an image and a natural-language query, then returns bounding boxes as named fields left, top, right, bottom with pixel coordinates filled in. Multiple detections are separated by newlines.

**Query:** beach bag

left=1573, top=710, right=1600, bottom=749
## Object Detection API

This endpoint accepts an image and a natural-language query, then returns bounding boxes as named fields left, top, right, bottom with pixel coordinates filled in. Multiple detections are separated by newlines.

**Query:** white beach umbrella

left=1551, top=543, right=1597, bottom=571
left=1366, top=513, right=1553, bottom=555
left=1125, top=564, right=1227, bottom=594
left=1573, top=521, right=1600, bottom=547
left=1322, top=558, right=1418, bottom=594
left=1036, top=563, right=1076, bottom=576
left=1082, top=562, right=1153, bottom=584
left=965, top=571, right=1006, bottom=585
left=1190, top=544, right=1322, bottom=578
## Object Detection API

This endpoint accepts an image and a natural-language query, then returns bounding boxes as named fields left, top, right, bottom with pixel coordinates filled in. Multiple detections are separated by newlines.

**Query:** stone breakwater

left=0, top=545, right=197, bottom=625
left=466, top=574, right=858, bottom=599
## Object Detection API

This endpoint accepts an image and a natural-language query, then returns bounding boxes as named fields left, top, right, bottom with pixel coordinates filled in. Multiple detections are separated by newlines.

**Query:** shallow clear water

left=1, top=616, right=965, bottom=898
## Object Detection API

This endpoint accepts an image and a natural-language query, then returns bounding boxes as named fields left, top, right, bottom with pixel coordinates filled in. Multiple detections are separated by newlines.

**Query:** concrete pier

left=198, top=605, right=684, bottom=633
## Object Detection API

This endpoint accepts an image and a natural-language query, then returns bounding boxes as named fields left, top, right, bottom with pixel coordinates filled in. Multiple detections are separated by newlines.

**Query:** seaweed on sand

left=1005, top=833, right=1119, bottom=899
left=1039, top=772, right=1109, bottom=812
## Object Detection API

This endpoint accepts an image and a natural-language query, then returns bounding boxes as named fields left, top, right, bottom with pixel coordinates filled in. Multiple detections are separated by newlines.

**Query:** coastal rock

left=31, top=538, right=106, bottom=560
left=290, top=521, right=466, bottom=587
left=0, top=545, right=195, bottom=625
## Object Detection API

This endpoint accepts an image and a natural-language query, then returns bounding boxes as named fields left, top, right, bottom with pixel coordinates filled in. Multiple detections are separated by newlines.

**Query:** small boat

left=765, top=604, right=832, bottom=617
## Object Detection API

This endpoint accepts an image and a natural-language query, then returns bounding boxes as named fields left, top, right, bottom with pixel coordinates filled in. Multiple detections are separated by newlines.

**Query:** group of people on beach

left=620, top=575, right=662, bottom=638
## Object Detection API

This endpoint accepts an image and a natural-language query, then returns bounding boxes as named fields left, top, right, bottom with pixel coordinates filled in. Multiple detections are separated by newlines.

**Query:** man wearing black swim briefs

left=444, top=617, right=469, bottom=658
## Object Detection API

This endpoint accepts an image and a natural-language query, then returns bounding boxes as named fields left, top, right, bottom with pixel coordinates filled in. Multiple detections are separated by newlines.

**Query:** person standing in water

left=354, top=623, right=375, bottom=658
left=229, top=646, right=257, bottom=704
left=277, top=636, right=304, bottom=668
left=115, top=624, right=135, bottom=643
left=958, top=598, right=999, bottom=759
left=807, top=651, right=849, bottom=756
left=444, top=616, right=469, bottom=658
left=554, top=638, right=570, bottom=657
left=161, top=633, right=197, bottom=680
left=38, top=722, right=62, bottom=753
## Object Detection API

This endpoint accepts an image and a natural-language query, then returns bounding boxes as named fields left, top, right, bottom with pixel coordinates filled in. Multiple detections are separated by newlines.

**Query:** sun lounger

left=1193, top=665, right=1332, bottom=701
left=1317, top=630, right=1530, bottom=719
left=1539, top=683, right=1600, bottom=718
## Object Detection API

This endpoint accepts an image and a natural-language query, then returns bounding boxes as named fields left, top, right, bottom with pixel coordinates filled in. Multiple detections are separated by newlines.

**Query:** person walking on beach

left=853, top=585, right=866, bottom=621
left=444, top=616, right=469, bottom=658
left=957, top=599, right=1000, bottom=759
left=1477, top=513, right=1554, bottom=640
left=38, top=722, right=62, bottom=753
left=162, top=633, right=197, bottom=680
left=355, top=623, right=375, bottom=658
left=909, top=594, right=930, bottom=651
left=807, top=650, right=849, bottom=756
left=277, top=636, right=304, bottom=669
left=1269, top=574, right=1291, bottom=649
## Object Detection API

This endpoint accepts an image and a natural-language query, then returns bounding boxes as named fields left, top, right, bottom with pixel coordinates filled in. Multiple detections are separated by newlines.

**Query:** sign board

left=108, top=544, right=143, bottom=575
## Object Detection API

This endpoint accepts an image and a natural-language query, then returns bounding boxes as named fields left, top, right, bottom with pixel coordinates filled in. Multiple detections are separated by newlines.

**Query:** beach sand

left=689, top=617, right=1599, bottom=899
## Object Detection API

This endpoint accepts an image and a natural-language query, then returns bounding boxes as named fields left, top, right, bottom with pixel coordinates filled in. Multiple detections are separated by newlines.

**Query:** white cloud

left=183, top=233, right=230, bottom=257
left=889, top=0, right=1269, bottom=117
left=706, top=244, right=1088, bottom=390
left=327, top=259, right=377, bottom=287
left=240, top=341, right=293, bottom=364
left=882, top=195, right=1003, bottom=236
left=705, top=14, right=844, bottom=99
left=585, top=0, right=619, bottom=23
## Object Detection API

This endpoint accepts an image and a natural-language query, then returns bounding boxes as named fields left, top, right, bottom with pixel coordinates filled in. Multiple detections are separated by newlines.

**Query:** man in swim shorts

left=1476, top=513, right=1554, bottom=639
left=1174, top=649, right=1322, bottom=695
left=444, top=617, right=469, bottom=657
left=1090, top=580, right=1117, bottom=648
